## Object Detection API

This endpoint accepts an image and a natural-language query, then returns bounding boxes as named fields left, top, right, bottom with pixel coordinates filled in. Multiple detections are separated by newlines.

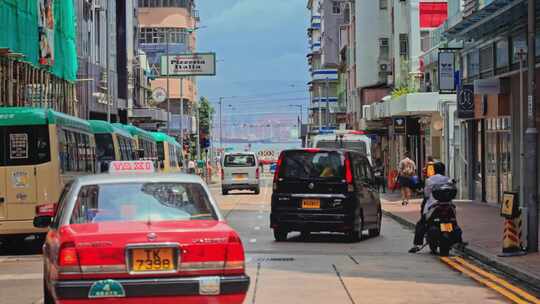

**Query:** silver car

left=221, top=152, right=260, bottom=195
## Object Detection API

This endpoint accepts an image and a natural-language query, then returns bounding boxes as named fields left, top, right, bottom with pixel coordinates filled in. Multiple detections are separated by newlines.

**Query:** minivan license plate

left=302, top=199, right=320, bottom=209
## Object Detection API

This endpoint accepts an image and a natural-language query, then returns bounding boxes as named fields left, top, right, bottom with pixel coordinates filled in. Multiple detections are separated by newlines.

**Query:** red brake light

left=304, top=148, right=321, bottom=153
left=273, top=153, right=284, bottom=183
left=36, top=203, right=57, bottom=217
left=224, top=233, right=245, bottom=275
left=345, top=154, right=353, bottom=191
left=59, top=242, right=80, bottom=267
left=256, top=167, right=260, bottom=179
left=221, top=168, right=225, bottom=181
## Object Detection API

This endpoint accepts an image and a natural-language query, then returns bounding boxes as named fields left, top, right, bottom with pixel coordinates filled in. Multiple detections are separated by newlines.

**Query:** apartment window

left=332, top=1, right=341, bottom=14
left=380, top=0, right=388, bottom=10
left=139, top=28, right=189, bottom=44
left=379, top=38, right=389, bottom=61
left=138, top=0, right=189, bottom=8
left=399, top=34, right=408, bottom=57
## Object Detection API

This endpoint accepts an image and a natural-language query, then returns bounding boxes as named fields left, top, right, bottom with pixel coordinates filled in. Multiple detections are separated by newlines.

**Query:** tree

left=198, top=96, right=215, bottom=140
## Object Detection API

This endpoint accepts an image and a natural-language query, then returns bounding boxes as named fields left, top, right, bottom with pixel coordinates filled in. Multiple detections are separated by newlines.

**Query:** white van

left=221, top=152, right=260, bottom=195
left=312, top=130, right=373, bottom=164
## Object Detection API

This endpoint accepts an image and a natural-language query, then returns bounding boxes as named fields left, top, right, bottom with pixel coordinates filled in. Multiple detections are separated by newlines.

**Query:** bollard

left=498, top=192, right=526, bottom=257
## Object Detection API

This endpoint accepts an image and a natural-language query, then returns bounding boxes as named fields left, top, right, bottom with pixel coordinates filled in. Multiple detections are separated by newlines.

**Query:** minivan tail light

left=344, top=154, right=354, bottom=192
left=221, top=168, right=225, bottom=181
left=224, top=233, right=245, bottom=275
left=256, top=167, right=260, bottom=179
left=36, top=203, right=57, bottom=217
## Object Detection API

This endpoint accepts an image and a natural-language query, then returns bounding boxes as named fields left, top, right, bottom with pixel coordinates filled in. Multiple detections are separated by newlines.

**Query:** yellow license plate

left=440, top=223, right=454, bottom=232
left=302, top=199, right=321, bottom=209
left=131, top=248, right=175, bottom=272
left=234, top=174, right=247, bottom=180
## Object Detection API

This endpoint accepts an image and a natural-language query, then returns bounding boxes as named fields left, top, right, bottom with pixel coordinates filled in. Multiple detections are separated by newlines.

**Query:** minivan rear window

left=280, top=151, right=344, bottom=179
left=224, top=154, right=256, bottom=167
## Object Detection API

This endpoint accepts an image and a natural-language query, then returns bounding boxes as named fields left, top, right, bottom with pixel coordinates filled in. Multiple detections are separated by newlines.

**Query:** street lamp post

left=289, top=104, right=303, bottom=139
left=525, top=0, right=538, bottom=252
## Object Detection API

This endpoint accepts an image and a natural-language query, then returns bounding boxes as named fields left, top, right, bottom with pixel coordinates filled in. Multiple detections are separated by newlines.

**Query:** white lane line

left=0, top=273, right=42, bottom=281
left=249, top=238, right=257, bottom=243
left=254, top=226, right=261, bottom=231
left=257, top=215, right=263, bottom=219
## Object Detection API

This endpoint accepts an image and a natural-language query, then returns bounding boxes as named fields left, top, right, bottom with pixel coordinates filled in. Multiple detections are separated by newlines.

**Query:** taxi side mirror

left=33, top=215, right=52, bottom=228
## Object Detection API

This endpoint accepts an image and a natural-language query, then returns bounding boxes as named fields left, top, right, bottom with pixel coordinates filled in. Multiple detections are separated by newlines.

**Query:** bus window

left=157, top=142, right=165, bottom=162
left=95, top=134, right=115, bottom=161
left=0, top=125, right=51, bottom=166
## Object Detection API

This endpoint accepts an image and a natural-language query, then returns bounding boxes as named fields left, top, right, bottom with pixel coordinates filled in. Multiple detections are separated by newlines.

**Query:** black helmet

left=432, top=182, right=457, bottom=202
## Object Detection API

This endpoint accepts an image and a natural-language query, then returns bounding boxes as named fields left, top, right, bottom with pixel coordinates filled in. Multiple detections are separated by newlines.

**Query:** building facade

left=136, top=0, right=199, bottom=135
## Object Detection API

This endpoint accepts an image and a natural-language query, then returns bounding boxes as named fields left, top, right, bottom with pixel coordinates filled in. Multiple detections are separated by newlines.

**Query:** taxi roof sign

left=109, top=161, right=155, bottom=174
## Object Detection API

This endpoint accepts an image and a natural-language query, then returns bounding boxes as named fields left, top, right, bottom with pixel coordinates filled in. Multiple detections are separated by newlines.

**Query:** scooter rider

left=409, top=162, right=450, bottom=253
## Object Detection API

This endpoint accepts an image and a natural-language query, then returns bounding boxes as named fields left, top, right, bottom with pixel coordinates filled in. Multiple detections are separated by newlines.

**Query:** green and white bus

left=0, top=107, right=96, bottom=243
left=151, top=132, right=183, bottom=173
left=89, top=120, right=137, bottom=172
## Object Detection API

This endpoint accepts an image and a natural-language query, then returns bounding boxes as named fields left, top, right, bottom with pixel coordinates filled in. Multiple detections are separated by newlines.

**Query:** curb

left=382, top=208, right=540, bottom=291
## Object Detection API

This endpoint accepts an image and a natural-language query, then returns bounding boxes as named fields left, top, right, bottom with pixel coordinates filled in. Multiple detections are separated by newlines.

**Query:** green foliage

left=198, top=96, right=215, bottom=136
left=391, top=86, right=417, bottom=99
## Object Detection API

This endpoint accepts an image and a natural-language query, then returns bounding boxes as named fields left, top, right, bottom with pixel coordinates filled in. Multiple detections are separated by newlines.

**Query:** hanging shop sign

left=160, top=53, right=216, bottom=76
left=38, top=0, right=55, bottom=66
left=457, top=84, right=475, bottom=119
left=393, top=117, right=406, bottom=134
left=438, top=50, right=456, bottom=93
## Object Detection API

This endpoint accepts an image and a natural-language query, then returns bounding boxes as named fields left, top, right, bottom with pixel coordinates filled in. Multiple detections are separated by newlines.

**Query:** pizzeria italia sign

left=160, top=53, right=216, bottom=76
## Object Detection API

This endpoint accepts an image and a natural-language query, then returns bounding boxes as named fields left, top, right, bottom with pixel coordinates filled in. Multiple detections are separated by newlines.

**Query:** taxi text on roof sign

left=109, top=161, right=155, bottom=174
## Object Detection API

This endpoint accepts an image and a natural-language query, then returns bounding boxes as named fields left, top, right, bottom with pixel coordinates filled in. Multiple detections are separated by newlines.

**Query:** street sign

left=152, top=87, right=167, bottom=103
left=457, top=85, right=475, bottom=119
left=438, top=50, right=456, bottom=93
left=160, top=53, right=216, bottom=76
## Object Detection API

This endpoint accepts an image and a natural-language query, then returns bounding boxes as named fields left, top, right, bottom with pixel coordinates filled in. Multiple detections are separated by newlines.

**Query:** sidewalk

left=381, top=193, right=540, bottom=287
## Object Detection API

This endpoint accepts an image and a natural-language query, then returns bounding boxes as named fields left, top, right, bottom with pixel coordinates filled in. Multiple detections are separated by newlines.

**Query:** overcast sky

left=196, top=0, right=310, bottom=105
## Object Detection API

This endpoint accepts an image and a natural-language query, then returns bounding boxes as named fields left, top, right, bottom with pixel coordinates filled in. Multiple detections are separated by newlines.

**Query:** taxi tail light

left=78, top=248, right=124, bottom=267
left=224, top=233, right=245, bottom=275
left=344, top=154, right=354, bottom=192
left=59, top=242, right=81, bottom=269
left=36, top=203, right=57, bottom=217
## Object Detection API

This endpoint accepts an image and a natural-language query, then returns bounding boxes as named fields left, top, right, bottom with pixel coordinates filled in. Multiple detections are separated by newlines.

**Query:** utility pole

left=219, top=97, right=223, bottom=152
left=166, top=29, right=171, bottom=135
left=196, top=103, right=201, bottom=161
left=325, top=77, right=330, bottom=128
left=525, top=0, right=538, bottom=253
left=105, top=6, right=111, bottom=123
left=180, top=77, right=184, bottom=160
left=518, top=48, right=527, bottom=245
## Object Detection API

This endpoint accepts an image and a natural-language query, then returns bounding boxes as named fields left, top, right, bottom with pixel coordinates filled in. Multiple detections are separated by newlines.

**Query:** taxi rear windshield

left=224, top=154, right=256, bottom=167
left=69, top=182, right=217, bottom=224
left=280, top=151, right=344, bottom=180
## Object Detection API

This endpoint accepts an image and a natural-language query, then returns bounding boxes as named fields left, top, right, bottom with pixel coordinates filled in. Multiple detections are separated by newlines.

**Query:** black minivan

left=270, top=148, right=382, bottom=242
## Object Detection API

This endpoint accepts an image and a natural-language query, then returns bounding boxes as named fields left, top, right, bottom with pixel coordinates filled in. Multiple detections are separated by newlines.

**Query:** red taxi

left=34, top=161, right=250, bottom=304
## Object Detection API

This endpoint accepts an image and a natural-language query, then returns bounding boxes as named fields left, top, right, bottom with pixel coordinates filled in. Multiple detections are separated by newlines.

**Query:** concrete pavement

left=0, top=178, right=515, bottom=303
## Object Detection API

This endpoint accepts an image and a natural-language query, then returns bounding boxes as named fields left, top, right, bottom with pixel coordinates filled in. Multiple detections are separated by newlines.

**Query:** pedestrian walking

left=398, top=151, right=416, bottom=206
left=188, top=159, right=196, bottom=174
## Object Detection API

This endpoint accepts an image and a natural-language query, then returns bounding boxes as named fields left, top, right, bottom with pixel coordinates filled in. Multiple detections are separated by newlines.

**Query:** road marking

left=0, top=273, right=42, bottom=281
left=441, top=257, right=540, bottom=304
left=453, top=257, right=540, bottom=304
left=257, top=215, right=263, bottom=219
left=249, top=238, right=257, bottom=243
left=254, top=226, right=261, bottom=231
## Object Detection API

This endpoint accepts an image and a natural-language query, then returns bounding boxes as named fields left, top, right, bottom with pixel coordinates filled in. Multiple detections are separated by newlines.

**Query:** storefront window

left=467, top=50, right=479, bottom=77
left=495, top=39, right=509, bottom=68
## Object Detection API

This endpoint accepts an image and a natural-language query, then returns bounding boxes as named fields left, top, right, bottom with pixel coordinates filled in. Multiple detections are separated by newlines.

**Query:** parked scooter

left=424, top=182, right=462, bottom=256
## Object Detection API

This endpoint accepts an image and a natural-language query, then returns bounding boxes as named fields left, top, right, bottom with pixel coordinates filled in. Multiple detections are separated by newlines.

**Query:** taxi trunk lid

left=61, top=220, right=235, bottom=279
